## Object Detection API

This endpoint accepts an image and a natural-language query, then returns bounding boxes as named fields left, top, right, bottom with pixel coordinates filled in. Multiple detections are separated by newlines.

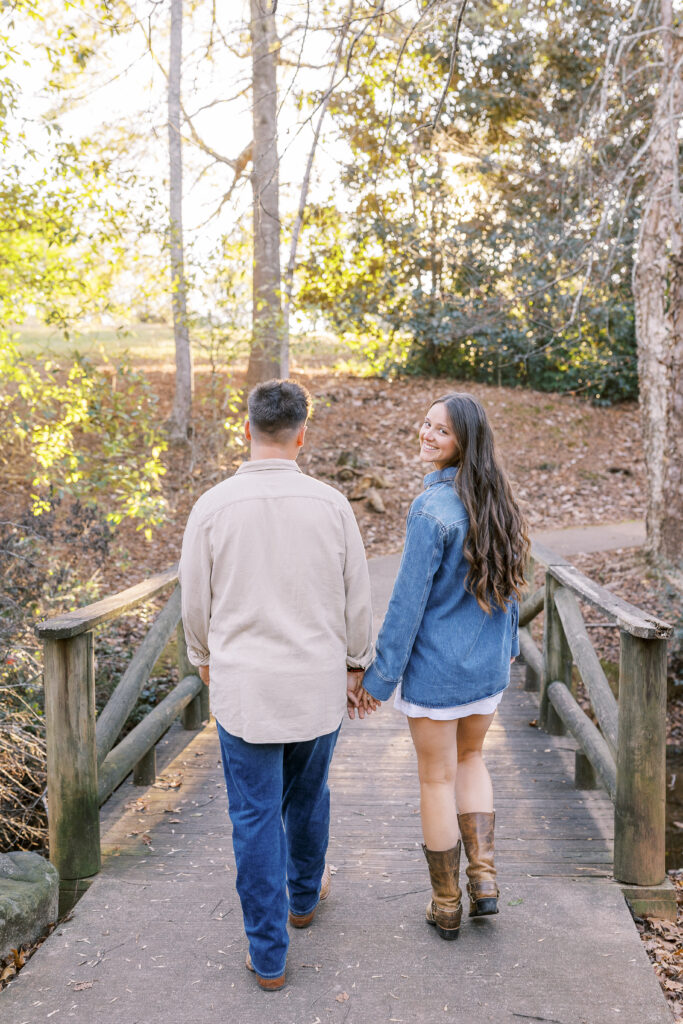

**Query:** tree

left=246, top=0, right=283, bottom=386
left=167, top=0, right=193, bottom=441
left=632, top=0, right=683, bottom=563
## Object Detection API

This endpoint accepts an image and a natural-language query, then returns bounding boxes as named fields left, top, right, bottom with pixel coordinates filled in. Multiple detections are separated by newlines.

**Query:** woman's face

left=418, top=402, right=459, bottom=470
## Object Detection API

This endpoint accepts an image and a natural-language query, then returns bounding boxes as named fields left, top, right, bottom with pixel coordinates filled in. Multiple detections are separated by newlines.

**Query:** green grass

left=11, top=323, right=176, bottom=362
left=11, top=323, right=354, bottom=372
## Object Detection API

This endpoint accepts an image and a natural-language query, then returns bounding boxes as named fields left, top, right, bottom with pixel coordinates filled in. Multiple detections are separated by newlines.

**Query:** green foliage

left=295, top=0, right=650, bottom=403
left=0, top=336, right=168, bottom=533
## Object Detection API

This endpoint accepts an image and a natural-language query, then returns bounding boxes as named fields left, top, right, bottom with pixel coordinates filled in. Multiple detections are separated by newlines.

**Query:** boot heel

left=436, top=923, right=461, bottom=940
left=472, top=897, right=498, bottom=917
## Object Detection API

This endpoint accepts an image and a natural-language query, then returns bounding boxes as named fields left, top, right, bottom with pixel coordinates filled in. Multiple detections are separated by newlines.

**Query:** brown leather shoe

left=422, top=842, right=462, bottom=940
left=458, top=811, right=500, bottom=917
left=245, top=952, right=286, bottom=991
left=288, top=862, right=331, bottom=928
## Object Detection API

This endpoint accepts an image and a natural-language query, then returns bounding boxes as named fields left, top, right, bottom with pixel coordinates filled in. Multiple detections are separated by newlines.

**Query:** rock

left=365, top=488, right=386, bottom=513
left=336, top=466, right=357, bottom=482
left=0, top=852, right=59, bottom=959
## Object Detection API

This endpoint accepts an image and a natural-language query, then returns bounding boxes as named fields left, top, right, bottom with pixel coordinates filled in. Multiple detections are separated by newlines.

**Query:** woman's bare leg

left=454, top=712, right=497, bottom=813
left=408, top=717, right=460, bottom=850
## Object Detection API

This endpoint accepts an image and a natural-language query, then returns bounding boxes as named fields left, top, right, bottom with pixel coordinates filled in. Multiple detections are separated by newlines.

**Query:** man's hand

left=346, top=670, right=381, bottom=720
left=346, top=670, right=363, bottom=719
left=199, top=665, right=210, bottom=687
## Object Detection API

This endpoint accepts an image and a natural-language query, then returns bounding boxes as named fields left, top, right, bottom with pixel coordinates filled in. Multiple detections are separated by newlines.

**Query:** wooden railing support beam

left=614, top=632, right=667, bottom=886
left=133, top=747, right=157, bottom=787
left=177, top=621, right=207, bottom=727
left=541, top=577, right=572, bottom=734
left=44, top=633, right=100, bottom=880
left=554, top=587, right=619, bottom=758
left=519, top=628, right=542, bottom=693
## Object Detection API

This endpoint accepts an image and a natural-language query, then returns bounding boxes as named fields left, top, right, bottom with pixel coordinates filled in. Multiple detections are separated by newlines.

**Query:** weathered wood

left=575, top=751, right=598, bottom=790
left=518, top=627, right=542, bottom=692
left=98, top=674, right=203, bottom=804
left=532, top=540, right=671, bottom=639
left=133, top=747, right=156, bottom=787
left=620, top=880, right=678, bottom=921
left=96, top=587, right=182, bottom=764
left=541, top=578, right=572, bottom=734
left=182, top=695, right=203, bottom=730
left=176, top=620, right=206, bottom=727
left=520, top=586, right=544, bottom=627
left=44, top=634, right=100, bottom=880
left=36, top=567, right=178, bottom=640
left=547, top=682, right=617, bottom=800
left=614, top=632, right=668, bottom=886
left=553, top=587, right=619, bottom=758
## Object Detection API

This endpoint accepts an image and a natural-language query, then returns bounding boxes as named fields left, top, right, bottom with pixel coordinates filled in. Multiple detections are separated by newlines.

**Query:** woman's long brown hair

left=433, top=392, right=530, bottom=614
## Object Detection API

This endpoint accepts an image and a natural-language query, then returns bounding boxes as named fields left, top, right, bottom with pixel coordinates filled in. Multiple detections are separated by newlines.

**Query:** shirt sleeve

left=342, top=506, right=374, bottom=669
left=178, top=506, right=212, bottom=667
left=362, top=511, right=446, bottom=702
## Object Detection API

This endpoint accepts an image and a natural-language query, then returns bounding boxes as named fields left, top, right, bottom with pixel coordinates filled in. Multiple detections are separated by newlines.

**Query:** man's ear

left=296, top=422, right=307, bottom=448
left=245, top=419, right=252, bottom=442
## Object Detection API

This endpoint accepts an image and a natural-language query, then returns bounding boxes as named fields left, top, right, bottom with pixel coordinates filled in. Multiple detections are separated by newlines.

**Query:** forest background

left=0, top=0, right=682, bottom=884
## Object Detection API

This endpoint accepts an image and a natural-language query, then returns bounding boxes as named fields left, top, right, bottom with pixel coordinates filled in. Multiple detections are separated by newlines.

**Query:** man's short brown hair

left=247, top=379, right=312, bottom=438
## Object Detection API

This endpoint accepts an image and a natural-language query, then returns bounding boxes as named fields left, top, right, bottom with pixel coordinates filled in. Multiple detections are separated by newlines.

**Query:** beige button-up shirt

left=178, top=459, right=374, bottom=743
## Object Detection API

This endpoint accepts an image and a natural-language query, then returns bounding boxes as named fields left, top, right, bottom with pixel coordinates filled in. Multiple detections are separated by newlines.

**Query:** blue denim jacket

left=362, top=467, right=519, bottom=708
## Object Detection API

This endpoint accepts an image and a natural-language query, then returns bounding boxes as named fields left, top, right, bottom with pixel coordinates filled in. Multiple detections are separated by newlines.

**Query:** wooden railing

left=35, top=567, right=206, bottom=883
left=37, top=543, right=674, bottom=915
left=521, top=541, right=674, bottom=915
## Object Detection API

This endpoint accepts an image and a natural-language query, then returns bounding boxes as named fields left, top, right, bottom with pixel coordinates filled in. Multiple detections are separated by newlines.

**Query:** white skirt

left=393, top=688, right=504, bottom=720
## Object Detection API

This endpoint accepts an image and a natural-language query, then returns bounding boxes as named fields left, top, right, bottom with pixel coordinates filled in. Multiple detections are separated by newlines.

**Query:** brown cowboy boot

left=457, top=811, right=499, bottom=917
left=422, top=841, right=462, bottom=940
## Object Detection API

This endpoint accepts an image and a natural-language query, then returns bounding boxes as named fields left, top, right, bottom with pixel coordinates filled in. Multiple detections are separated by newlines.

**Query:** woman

left=360, top=392, right=529, bottom=940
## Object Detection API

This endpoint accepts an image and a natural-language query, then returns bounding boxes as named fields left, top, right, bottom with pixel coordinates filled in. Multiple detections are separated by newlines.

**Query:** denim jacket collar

left=423, top=466, right=458, bottom=489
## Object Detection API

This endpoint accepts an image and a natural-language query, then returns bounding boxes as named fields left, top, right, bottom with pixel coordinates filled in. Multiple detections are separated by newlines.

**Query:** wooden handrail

left=531, top=540, right=672, bottom=639
left=547, top=681, right=617, bottom=799
left=35, top=566, right=178, bottom=640
left=553, top=587, right=619, bottom=758
left=95, top=587, right=182, bottom=765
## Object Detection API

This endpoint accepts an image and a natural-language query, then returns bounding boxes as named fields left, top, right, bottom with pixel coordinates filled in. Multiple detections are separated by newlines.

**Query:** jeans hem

left=251, top=961, right=287, bottom=979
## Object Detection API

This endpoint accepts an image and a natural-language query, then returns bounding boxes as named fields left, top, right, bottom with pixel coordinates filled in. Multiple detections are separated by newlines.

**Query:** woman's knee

left=456, top=744, right=483, bottom=766
left=416, top=750, right=458, bottom=786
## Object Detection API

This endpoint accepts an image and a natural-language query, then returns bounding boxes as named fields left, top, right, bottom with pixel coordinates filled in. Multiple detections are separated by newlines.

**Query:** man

left=179, top=379, right=374, bottom=991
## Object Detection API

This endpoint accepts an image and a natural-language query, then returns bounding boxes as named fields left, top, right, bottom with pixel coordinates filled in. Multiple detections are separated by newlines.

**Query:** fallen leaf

left=335, top=992, right=349, bottom=1002
left=72, top=981, right=93, bottom=991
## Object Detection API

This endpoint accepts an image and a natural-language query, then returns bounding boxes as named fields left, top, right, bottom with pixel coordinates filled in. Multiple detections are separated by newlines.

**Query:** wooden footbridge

left=0, top=541, right=676, bottom=1023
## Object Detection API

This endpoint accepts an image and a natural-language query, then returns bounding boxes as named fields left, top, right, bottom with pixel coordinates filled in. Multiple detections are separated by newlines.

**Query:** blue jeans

left=216, top=720, right=340, bottom=979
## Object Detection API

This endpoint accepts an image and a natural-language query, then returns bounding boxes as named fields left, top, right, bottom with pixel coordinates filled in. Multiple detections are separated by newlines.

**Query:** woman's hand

left=347, top=670, right=381, bottom=719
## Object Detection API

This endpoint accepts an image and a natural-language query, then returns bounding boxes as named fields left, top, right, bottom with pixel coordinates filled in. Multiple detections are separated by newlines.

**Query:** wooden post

left=575, top=751, right=598, bottom=790
left=614, top=632, right=667, bottom=885
left=522, top=555, right=538, bottom=692
left=177, top=622, right=206, bottom=728
left=44, top=633, right=100, bottom=880
left=133, top=746, right=157, bottom=786
left=540, top=574, right=572, bottom=734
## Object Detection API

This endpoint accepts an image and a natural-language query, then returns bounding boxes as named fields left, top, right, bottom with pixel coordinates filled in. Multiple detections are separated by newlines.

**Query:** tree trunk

left=247, top=0, right=282, bottom=386
left=633, top=0, right=683, bottom=562
left=168, top=0, right=193, bottom=442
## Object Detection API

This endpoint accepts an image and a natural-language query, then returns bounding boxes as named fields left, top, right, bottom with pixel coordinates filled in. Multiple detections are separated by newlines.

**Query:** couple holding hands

left=179, top=377, right=528, bottom=991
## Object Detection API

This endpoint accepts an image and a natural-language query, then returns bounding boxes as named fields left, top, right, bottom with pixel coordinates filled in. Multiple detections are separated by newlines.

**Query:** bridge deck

left=1, top=555, right=672, bottom=1024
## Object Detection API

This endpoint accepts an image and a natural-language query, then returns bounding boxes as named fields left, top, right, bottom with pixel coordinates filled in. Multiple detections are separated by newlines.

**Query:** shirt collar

left=423, top=466, right=458, bottom=489
left=235, top=458, right=303, bottom=475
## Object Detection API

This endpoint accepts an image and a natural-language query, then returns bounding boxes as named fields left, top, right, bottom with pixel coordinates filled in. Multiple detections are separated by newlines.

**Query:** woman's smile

left=419, top=403, right=459, bottom=470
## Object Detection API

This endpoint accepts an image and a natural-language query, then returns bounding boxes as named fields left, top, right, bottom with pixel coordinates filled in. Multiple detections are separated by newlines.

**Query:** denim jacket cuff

left=362, top=663, right=398, bottom=702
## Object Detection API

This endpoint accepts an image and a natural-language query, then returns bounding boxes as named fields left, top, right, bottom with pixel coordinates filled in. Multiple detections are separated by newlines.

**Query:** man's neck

left=249, top=444, right=299, bottom=462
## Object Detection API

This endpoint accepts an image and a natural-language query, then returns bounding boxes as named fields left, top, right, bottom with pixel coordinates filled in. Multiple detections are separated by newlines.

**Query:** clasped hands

left=346, top=669, right=381, bottom=720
